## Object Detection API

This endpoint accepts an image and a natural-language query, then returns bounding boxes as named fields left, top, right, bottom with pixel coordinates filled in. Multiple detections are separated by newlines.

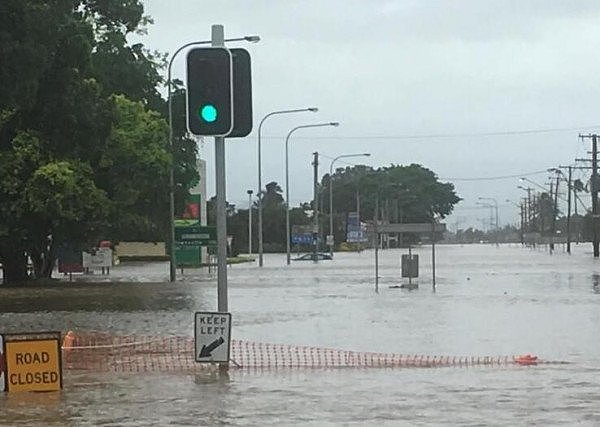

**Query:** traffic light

left=186, top=47, right=233, bottom=136
left=227, top=48, right=253, bottom=138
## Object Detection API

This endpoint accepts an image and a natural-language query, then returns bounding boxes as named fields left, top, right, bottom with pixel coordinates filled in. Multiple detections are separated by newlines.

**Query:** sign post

left=194, top=312, right=232, bottom=363
left=372, top=223, right=446, bottom=292
left=0, top=334, right=4, bottom=392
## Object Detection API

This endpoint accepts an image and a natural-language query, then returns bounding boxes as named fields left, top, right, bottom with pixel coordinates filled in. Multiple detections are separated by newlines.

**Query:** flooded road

left=1, top=244, right=600, bottom=425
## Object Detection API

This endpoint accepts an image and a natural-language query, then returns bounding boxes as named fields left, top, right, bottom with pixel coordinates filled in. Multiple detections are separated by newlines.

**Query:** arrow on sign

left=198, top=337, right=225, bottom=358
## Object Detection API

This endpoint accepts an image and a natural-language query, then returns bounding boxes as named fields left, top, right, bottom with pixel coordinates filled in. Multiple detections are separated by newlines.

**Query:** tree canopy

left=321, top=164, right=461, bottom=226
left=0, top=0, right=197, bottom=283
left=217, top=165, right=461, bottom=254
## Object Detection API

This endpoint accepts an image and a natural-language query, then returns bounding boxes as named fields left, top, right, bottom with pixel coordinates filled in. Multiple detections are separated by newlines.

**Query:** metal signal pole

left=212, top=25, right=228, bottom=312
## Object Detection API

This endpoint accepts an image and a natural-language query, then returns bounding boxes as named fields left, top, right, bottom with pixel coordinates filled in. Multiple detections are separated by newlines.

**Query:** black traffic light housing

left=186, top=47, right=233, bottom=136
left=227, top=48, right=253, bottom=138
left=186, top=47, right=253, bottom=137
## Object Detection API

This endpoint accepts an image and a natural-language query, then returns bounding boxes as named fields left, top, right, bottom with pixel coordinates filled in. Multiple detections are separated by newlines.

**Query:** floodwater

left=1, top=244, right=600, bottom=425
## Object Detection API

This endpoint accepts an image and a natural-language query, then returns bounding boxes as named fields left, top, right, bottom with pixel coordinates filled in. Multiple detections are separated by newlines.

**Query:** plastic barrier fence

left=61, top=332, right=559, bottom=373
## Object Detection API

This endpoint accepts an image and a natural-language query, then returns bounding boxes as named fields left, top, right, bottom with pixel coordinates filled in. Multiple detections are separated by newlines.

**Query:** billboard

left=57, top=243, right=84, bottom=273
left=292, top=225, right=315, bottom=245
left=346, top=212, right=367, bottom=243
left=82, top=247, right=112, bottom=269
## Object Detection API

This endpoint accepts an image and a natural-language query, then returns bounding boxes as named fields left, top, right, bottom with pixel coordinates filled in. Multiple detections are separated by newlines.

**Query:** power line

left=441, top=170, right=548, bottom=182
left=320, top=154, right=550, bottom=182
left=255, top=124, right=600, bottom=141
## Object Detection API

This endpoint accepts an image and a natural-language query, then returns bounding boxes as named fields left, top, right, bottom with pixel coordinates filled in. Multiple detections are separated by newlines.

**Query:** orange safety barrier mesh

left=61, top=332, right=559, bottom=373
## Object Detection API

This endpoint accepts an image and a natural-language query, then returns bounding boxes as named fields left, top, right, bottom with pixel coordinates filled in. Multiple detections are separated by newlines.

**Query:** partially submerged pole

left=432, top=220, right=436, bottom=291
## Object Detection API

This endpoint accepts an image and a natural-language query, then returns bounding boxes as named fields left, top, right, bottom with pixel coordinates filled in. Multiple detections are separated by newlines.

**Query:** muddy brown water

left=1, top=244, right=599, bottom=425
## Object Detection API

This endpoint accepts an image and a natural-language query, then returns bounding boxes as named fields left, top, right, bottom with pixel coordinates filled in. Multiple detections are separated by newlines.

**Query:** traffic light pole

left=212, top=25, right=229, bottom=314
left=212, top=25, right=229, bottom=375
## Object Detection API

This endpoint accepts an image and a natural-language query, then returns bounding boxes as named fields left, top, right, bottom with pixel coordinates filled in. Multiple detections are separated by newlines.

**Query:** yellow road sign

left=4, top=337, right=62, bottom=392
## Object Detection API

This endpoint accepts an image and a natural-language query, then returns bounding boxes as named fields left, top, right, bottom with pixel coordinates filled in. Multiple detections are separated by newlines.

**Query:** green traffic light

left=199, top=104, right=217, bottom=123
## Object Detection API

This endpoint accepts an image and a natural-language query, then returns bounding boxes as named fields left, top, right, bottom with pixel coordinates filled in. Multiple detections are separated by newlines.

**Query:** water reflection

left=593, top=274, right=600, bottom=294
left=194, top=369, right=230, bottom=385
left=0, top=391, right=67, bottom=425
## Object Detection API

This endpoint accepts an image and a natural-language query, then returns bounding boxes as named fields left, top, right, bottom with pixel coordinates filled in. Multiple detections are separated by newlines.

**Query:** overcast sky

left=136, top=0, right=600, bottom=229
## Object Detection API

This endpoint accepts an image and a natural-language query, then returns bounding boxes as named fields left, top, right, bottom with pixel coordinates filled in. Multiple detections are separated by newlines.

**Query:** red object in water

left=514, top=354, right=538, bottom=365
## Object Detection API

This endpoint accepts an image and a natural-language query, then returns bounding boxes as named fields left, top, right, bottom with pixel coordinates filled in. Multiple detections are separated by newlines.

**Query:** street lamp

left=328, top=153, right=370, bottom=257
left=285, top=122, right=340, bottom=265
left=166, top=34, right=259, bottom=282
left=247, top=190, right=253, bottom=254
left=478, top=197, right=499, bottom=246
left=519, top=177, right=548, bottom=193
left=257, top=108, right=318, bottom=268
left=506, top=198, right=525, bottom=245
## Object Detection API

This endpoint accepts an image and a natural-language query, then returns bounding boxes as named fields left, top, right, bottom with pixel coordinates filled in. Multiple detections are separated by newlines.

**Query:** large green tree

left=0, top=0, right=196, bottom=283
left=321, top=164, right=461, bottom=245
left=214, top=164, right=461, bottom=254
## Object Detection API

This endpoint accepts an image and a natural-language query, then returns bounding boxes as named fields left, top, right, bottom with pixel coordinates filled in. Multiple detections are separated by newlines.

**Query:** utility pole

left=550, top=174, right=559, bottom=252
left=594, top=135, right=599, bottom=257
left=566, top=166, right=572, bottom=254
left=527, top=189, right=532, bottom=231
left=312, top=152, right=319, bottom=263
left=579, top=134, right=600, bottom=257
left=574, top=182, right=578, bottom=242
left=573, top=158, right=594, bottom=246
left=539, top=193, right=545, bottom=239
left=519, top=202, right=525, bottom=245
left=558, top=166, right=573, bottom=254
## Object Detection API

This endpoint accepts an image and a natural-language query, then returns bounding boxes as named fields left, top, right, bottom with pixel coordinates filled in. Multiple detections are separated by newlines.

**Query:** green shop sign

left=175, top=226, right=217, bottom=246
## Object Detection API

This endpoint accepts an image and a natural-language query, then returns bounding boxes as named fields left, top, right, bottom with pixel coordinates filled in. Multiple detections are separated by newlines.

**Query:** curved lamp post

left=257, top=108, right=318, bottom=267
left=166, top=35, right=259, bottom=282
left=328, top=153, right=370, bottom=257
left=285, top=122, right=340, bottom=265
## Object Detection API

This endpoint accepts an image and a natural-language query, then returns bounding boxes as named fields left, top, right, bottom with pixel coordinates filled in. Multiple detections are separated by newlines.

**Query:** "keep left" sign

left=194, top=312, right=231, bottom=363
